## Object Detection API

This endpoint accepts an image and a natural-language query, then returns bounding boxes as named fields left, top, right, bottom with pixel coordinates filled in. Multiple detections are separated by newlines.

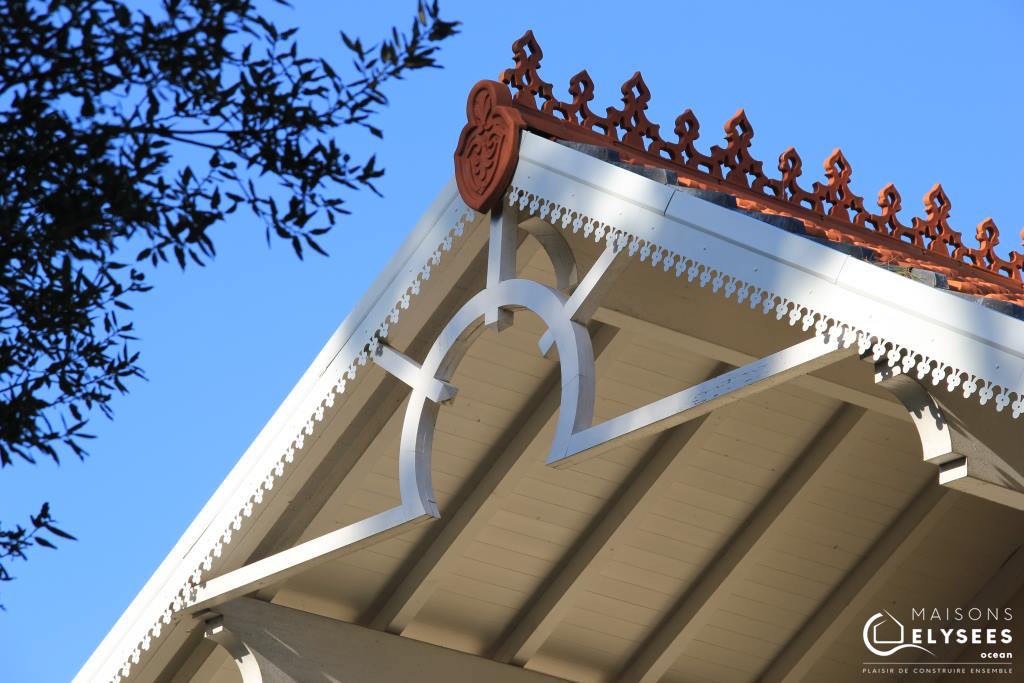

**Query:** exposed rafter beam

left=592, top=307, right=908, bottom=421
left=365, top=324, right=626, bottom=634
left=617, top=404, right=867, bottom=683
left=554, top=335, right=854, bottom=467
left=757, top=481, right=956, bottom=683
left=491, top=382, right=725, bottom=667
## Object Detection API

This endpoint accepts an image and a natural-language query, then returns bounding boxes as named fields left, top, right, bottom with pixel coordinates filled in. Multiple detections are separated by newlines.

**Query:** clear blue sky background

left=1, top=1, right=1021, bottom=680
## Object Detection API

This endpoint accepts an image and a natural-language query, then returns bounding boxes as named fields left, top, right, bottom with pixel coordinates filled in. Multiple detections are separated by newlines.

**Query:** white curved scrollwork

left=188, top=205, right=602, bottom=620
left=204, top=618, right=263, bottom=683
left=876, top=362, right=1024, bottom=511
left=384, top=206, right=596, bottom=520
left=188, top=199, right=853, bottom=627
left=518, top=215, right=579, bottom=291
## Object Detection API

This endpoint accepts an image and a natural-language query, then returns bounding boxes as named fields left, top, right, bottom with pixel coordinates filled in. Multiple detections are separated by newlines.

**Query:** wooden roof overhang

left=79, top=34, right=1024, bottom=683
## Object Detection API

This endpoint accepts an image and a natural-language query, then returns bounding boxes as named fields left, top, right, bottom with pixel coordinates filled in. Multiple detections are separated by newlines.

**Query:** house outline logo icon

left=863, top=610, right=934, bottom=657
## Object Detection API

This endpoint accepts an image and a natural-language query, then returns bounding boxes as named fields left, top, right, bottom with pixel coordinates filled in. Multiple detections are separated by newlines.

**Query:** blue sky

left=1, top=1, right=1021, bottom=680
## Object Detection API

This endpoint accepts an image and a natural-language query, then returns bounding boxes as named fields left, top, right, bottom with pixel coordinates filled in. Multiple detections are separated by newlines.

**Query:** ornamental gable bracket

left=876, top=363, right=1024, bottom=511
left=184, top=202, right=859, bottom=620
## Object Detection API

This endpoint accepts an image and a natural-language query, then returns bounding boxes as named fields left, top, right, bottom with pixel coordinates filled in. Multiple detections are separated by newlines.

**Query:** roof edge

left=512, top=131, right=1024, bottom=418
left=77, top=181, right=475, bottom=683
left=454, top=30, right=1024, bottom=304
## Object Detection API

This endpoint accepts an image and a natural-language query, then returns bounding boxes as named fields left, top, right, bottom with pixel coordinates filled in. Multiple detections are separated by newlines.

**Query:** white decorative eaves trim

left=507, top=185, right=1024, bottom=420
left=101, top=146, right=1024, bottom=680
left=106, top=205, right=475, bottom=683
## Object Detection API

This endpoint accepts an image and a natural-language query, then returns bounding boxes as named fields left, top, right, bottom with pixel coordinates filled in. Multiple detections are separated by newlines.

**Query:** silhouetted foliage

left=0, top=502, right=75, bottom=607
left=0, top=0, right=459, bottom=599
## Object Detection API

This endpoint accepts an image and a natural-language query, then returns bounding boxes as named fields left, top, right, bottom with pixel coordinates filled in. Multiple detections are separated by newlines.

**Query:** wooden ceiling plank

left=756, top=481, right=956, bottom=683
left=491, top=371, right=726, bottom=666
left=364, top=324, right=626, bottom=634
left=906, top=545, right=1024, bottom=683
left=616, top=403, right=867, bottom=683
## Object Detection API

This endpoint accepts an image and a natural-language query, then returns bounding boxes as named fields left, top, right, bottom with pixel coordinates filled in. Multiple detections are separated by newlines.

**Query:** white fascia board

left=513, top=132, right=1024, bottom=405
left=78, top=180, right=471, bottom=683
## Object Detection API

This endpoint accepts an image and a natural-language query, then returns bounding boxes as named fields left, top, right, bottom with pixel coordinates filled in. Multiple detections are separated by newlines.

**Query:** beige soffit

left=81, top=133, right=1024, bottom=683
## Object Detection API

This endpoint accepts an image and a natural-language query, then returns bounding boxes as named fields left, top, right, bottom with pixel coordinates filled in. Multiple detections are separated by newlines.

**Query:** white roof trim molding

left=84, top=131, right=1024, bottom=683
left=80, top=184, right=475, bottom=683
left=509, top=132, right=1024, bottom=419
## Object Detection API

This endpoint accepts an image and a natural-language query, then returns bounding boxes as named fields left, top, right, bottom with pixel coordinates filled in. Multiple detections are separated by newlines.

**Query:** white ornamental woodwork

left=188, top=202, right=855, bottom=615
left=203, top=598, right=565, bottom=683
left=877, top=362, right=1024, bottom=511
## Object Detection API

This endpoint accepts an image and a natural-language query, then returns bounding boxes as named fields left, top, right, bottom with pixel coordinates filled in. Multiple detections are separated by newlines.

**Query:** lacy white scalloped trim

left=507, top=185, right=1024, bottom=419
left=106, top=207, right=475, bottom=683
left=107, top=175, right=1024, bottom=680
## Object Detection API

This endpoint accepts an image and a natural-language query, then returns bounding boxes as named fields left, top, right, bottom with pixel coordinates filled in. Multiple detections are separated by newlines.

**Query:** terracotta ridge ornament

left=454, top=80, right=525, bottom=212
left=454, top=30, right=1024, bottom=302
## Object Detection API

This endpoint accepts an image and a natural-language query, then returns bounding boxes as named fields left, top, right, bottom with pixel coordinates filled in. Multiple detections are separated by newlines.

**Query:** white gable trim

left=78, top=183, right=475, bottom=683
left=84, top=132, right=1024, bottom=683
left=510, top=132, right=1024, bottom=418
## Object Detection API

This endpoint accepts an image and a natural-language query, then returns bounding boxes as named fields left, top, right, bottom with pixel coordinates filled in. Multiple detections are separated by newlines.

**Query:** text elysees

left=908, top=628, right=1011, bottom=646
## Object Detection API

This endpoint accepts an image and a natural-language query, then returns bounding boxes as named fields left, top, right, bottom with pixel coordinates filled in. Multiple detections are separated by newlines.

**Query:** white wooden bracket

left=538, top=242, right=629, bottom=358
left=876, top=362, right=1024, bottom=511
left=550, top=335, right=855, bottom=468
left=519, top=215, right=579, bottom=291
left=203, top=598, right=564, bottom=683
left=486, top=204, right=518, bottom=331
left=372, top=344, right=457, bottom=404
left=183, top=206, right=854, bottom=616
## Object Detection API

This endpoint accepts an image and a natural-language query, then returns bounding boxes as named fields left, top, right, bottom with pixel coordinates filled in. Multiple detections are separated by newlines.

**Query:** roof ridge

left=454, top=29, right=1024, bottom=303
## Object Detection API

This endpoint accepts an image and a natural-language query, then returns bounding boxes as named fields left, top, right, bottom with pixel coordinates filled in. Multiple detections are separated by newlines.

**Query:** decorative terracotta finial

left=453, top=80, right=524, bottom=213
left=976, top=218, right=999, bottom=251
left=712, top=110, right=764, bottom=188
left=818, top=149, right=865, bottom=222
